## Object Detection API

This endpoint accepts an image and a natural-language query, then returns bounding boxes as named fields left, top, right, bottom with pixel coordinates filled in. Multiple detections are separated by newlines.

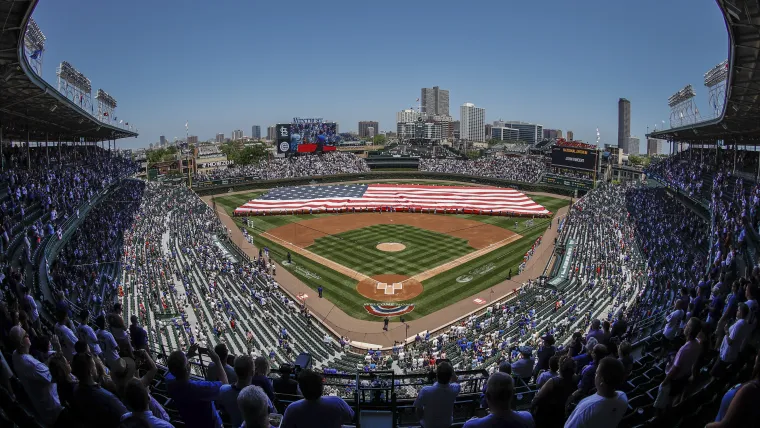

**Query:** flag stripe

left=234, top=184, right=550, bottom=216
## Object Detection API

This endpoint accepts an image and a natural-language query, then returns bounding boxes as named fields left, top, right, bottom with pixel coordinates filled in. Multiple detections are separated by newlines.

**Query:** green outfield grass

left=307, top=224, right=474, bottom=276
left=213, top=186, right=569, bottom=321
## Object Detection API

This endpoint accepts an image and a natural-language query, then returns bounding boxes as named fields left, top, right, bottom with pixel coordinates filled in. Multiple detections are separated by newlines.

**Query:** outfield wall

left=193, top=171, right=582, bottom=197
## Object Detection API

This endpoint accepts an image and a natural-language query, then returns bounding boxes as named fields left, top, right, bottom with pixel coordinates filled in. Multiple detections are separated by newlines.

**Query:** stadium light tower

left=57, top=61, right=92, bottom=112
left=24, top=18, right=45, bottom=76
left=95, top=89, right=117, bottom=124
left=704, top=59, right=729, bottom=119
left=668, top=84, right=700, bottom=128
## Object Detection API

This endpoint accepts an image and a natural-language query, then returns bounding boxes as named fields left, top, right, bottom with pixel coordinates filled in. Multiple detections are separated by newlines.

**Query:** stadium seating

left=2, top=144, right=760, bottom=428
left=418, top=156, right=547, bottom=183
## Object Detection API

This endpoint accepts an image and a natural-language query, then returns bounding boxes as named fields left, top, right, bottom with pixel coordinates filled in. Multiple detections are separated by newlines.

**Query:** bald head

left=485, top=372, right=515, bottom=410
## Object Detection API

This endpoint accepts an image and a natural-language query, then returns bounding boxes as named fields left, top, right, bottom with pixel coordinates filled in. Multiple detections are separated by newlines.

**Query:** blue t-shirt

left=250, top=375, right=276, bottom=402
left=165, top=373, right=223, bottom=428
left=715, top=384, right=740, bottom=422
left=463, top=412, right=535, bottom=428
left=280, top=396, right=355, bottom=428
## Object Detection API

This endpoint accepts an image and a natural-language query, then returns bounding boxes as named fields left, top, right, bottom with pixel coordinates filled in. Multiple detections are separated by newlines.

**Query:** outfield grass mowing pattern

left=307, top=224, right=474, bottom=276
left=214, top=187, right=569, bottom=321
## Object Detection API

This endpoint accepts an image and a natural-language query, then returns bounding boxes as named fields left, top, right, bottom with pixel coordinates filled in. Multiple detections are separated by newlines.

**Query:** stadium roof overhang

left=0, top=0, right=137, bottom=143
left=649, top=0, right=760, bottom=144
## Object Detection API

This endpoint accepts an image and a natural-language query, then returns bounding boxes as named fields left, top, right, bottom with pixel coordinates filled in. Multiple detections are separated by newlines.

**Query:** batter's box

left=377, top=282, right=404, bottom=295
left=357, top=275, right=424, bottom=302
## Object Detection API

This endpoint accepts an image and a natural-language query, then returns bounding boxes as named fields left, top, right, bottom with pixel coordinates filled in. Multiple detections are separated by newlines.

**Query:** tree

left=628, top=154, right=651, bottom=167
left=373, top=134, right=387, bottom=145
left=220, top=142, right=269, bottom=166
left=146, top=146, right=178, bottom=164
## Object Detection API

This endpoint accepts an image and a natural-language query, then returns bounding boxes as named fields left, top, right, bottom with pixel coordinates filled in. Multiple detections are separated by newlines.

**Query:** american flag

left=234, top=184, right=550, bottom=216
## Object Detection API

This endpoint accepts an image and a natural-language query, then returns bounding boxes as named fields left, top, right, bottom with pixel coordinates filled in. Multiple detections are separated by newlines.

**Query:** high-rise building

left=421, top=86, right=450, bottom=116
left=647, top=138, right=665, bottom=156
left=187, top=135, right=198, bottom=145
left=216, top=133, right=225, bottom=143
left=618, top=98, right=631, bottom=153
left=543, top=129, right=560, bottom=140
left=367, top=127, right=375, bottom=138
left=567, top=130, right=574, bottom=141
left=460, top=103, right=485, bottom=141
left=231, top=130, right=243, bottom=140
left=452, top=121, right=460, bottom=139
left=159, top=136, right=166, bottom=147
left=434, top=116, right=454, bottom=140
left=267, top=126, right=277, bottom=141
left=493, top=121, right=543, bottom=144
left=491, top=127, right=520, bottom=141
left=485, top=124, right=492, bottom=139
left=628, top=137, right=640, bottom=155
left=396, top=109, right=420, bottom=124
left=251, top=125, right=261, bottom=139
left=358, top=121, right=380, bottom=138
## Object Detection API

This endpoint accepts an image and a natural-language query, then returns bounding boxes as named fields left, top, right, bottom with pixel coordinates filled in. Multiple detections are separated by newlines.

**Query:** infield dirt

left=266, top=212, right=516, bottom=249
left=356, top=274, right=424, bottom=301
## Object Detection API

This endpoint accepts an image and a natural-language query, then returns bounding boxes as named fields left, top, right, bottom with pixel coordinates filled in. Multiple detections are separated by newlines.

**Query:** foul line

left=406, top=233, right=523, bottom=283
left=261, top=229, right=522, bottom=287
left=260, top=231, right=371, bottom=282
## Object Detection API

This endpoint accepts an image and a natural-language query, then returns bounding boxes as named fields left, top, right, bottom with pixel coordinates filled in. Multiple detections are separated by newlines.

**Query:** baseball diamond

left=212, top=187, right=569, bottom=321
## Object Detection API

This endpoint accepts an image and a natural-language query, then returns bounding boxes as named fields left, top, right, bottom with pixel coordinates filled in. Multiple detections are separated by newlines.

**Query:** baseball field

left=213, top=185, right=568, bottom=321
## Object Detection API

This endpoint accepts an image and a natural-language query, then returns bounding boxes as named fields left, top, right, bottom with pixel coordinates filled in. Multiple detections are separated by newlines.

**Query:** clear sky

left=31, top=0, right=728, bottom=152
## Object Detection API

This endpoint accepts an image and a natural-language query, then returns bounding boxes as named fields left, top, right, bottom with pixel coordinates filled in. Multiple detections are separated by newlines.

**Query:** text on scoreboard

left=551, top=147, right=598, bottom=171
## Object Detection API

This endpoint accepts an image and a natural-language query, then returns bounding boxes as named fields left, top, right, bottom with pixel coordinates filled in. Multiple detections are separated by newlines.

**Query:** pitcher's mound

left=376, top=242, right=406, bottom=252
left=356, top=274, right=423, bottom=302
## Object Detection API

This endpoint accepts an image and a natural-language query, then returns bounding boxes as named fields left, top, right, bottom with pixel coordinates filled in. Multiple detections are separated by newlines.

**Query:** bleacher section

left=2, top=145, right=760, bottom=428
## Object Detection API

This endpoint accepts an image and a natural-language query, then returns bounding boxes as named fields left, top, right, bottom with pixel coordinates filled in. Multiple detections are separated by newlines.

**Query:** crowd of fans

left=194, top=152, right=370, bottom=182
left=646, top=154, right=713, bottom=200
left=1, top=143, right=760, bottom=427
left=418, top=156, right=547, bottom=183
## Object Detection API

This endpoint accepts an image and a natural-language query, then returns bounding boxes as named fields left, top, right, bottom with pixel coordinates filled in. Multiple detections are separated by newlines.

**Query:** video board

left=550, top=147, right=598, bottom=171
left=276, top=119, right=339, bottom=155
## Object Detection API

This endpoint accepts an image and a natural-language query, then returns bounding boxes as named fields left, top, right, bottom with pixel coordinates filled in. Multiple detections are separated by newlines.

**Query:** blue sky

left=31, top=0, right=727, bottom=152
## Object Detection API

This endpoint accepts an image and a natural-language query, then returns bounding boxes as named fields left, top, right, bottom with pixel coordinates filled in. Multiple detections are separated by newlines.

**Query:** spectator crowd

left=419, top=156, right=547, bottom=183
left=1, top=144, right=760, bottom=427
left=194, top=152, right=370, bottom=182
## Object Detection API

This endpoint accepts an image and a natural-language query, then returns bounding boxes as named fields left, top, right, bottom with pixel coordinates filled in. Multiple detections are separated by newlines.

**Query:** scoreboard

left=551, top=147, right=598, bottom=171
left=542, top=174, right=594, bottom=190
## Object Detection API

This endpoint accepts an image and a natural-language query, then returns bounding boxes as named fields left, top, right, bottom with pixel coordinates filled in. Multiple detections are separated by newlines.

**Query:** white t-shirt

left=54, top=322, right=78, bottom=361
left=12, top=351, right=63, bottom=425
left=24, top=295, right=39, bottom=322
left=663, top=309, right=683, bottom=340
left=720, top=318, right=751, bottom=363
left=414, top=382, right=461, bottom=428
left=77, top=324, right=102, bottom=355
left=565, top=391, right=628, bottom=428
left=97, top=328, right=120, bottom=366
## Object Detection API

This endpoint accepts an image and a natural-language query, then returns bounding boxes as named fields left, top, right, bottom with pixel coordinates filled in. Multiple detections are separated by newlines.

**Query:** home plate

left=473, top=298, right=486, bottom=305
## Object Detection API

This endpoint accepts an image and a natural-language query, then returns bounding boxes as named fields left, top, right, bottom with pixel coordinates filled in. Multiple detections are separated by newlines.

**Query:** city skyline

left=29, top=0, right=727, bottom=152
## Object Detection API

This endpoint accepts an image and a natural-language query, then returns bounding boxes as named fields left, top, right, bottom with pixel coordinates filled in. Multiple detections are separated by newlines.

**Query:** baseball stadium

left=211, top=186, right=568, bottom=324
left=2, top=1, right=760, bottom=428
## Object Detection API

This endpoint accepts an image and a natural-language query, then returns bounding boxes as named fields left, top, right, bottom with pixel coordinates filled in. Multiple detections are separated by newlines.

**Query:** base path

left=408, top=233, right=522, bottom=283
left=266, top=212, right=516, bottom=250
left=203, top=192, right=570, bottom=348
left=260, top=230, right=370, bottom=282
